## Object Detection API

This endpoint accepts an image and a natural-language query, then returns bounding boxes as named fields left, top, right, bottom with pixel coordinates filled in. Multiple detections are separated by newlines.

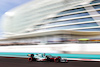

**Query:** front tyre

left=54, top=58, right=61, bottom=63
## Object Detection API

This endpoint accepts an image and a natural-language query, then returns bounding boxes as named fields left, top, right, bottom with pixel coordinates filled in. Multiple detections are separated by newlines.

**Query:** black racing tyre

left=55, top=58, right=61, bottom=63
left=28, top=57, right=33, bottom=62
left=46, top=56, right=50, bottom=61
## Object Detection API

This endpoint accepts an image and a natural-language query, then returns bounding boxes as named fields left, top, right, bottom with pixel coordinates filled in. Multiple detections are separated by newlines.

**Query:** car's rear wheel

left=46, top=56, right=50, bottom=61
left=28, top=57, right=33, bottom=62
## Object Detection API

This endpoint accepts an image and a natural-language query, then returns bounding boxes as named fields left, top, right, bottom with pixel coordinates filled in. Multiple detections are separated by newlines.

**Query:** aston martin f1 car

left=27, top=53, right=68, bottom=63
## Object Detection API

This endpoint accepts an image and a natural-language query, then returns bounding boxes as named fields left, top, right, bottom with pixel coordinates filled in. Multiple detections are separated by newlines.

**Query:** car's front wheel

left=54, top=58, right=61, bottom=63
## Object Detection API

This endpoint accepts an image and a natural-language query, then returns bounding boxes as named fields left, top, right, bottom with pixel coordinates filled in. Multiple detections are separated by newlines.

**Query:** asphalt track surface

left=0, top=57, right=100, bottom=67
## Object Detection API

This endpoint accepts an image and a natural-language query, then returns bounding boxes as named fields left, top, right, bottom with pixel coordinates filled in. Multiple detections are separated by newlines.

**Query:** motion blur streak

left=0, top=57, right=99, bottom=67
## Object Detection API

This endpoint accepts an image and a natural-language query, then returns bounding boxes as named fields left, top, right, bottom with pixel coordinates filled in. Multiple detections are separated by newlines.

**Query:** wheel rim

left=28, top=57, right=32, bottom=62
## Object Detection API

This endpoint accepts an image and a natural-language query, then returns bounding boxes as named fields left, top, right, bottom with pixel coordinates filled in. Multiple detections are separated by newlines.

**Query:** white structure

left=1, top=0, right=100, bottom=44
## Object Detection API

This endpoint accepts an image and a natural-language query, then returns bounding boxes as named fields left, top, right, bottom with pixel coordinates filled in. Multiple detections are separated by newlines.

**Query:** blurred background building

left=0, top=0, right=100, bottom=45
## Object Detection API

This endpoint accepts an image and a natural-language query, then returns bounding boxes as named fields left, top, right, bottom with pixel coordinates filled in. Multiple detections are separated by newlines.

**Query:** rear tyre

left=46, top=56, right=50, bottom=61
left=28, top=57, right=33, bottom=62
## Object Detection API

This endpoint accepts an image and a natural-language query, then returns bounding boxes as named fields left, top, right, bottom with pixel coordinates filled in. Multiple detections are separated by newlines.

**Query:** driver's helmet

left=43, top=53, right=45, bottom=56
left=38, top=54, right=43, bottom=57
